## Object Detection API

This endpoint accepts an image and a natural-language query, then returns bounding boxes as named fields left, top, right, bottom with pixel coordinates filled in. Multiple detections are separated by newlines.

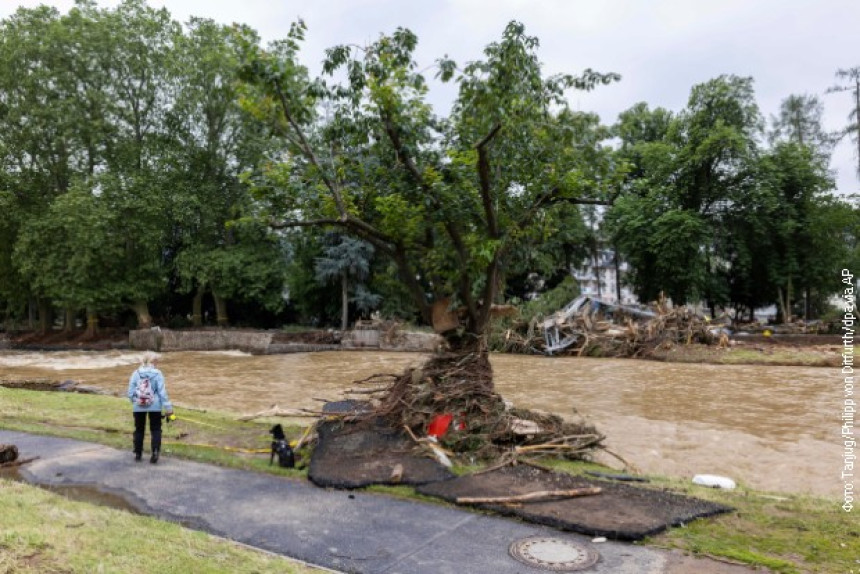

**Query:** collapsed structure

left=496, top=295, right=717, bottom=357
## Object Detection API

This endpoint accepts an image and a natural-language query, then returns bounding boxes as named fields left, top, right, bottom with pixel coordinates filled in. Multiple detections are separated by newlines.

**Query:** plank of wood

left=456, top=487, right=602, bottom=504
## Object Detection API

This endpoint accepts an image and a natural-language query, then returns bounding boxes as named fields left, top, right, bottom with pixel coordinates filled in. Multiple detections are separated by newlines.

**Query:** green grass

left=545, top=459, right=859, bottom=574
left=0, top=386, right=309, bottom=473
left=652, top=343, right=837, bottom=367
left=1, top=385, right=857, bottom=573
left=0, top=479, right=322, bottom=573
left=278, top=324, right=320, bottom=333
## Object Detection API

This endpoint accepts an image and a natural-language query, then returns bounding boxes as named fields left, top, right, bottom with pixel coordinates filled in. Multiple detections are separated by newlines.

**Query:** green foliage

left=520, top=276, right=581, bottom=323
left=827, top=66, right=860, bottom=179
left=1, top=3, right=855, bottom=331
left=0, top=2, right=281, bottom=327
left=608, top=75, right=850, bottom=317
left=238, top=20, right=619, bottom=336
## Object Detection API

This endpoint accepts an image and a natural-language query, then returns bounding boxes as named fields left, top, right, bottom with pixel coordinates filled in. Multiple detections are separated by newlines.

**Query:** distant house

left=572, top=248, right=638, bottom=305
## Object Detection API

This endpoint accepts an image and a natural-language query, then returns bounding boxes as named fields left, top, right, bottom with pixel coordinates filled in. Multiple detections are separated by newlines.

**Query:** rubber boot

left=134, top=450, right=142, bottom=462
left=150, top=449, right=159, bottom=464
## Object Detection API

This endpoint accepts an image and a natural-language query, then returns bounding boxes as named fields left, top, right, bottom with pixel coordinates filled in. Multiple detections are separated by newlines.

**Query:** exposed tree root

left=348, top=347, right=604, bottom=463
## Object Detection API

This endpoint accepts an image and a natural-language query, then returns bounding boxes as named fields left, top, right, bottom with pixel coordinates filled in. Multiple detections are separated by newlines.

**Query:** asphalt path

left=0, top=431, right=747, bottom=574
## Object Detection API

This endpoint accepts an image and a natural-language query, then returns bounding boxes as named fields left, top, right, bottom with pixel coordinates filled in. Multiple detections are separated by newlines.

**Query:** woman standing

left=127, top=352, right=173, bottom=464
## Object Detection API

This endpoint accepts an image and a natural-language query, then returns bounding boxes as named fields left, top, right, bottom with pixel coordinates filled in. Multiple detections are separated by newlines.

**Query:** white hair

left=141, top=352, right=161, bottom=366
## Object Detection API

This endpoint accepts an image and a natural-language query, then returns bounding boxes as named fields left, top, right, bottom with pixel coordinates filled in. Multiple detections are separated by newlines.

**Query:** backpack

left=133, top=373, right=155, bottom=408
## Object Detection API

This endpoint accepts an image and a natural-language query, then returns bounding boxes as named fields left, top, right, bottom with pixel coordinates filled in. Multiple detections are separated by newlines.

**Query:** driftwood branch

left=272, top=79, right=346, bottom=216
left=598, top=446, right=640, bottom=473
left=237, top=405, right=320, bottom=421
left=294, top=420, right=319, bottom=451
left=0, top=456, right=39, bottom=468
left=456, top=487, right=602, bottom=505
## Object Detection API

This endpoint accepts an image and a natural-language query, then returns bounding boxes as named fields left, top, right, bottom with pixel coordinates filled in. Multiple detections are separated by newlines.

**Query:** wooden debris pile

left=345, top=350, right=605, bottom=463
left=498, top=297, right=717, bottom=358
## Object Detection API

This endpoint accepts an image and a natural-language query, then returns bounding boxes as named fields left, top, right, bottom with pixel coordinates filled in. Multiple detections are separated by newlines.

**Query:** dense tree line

left=607, top=78, right=859, bottom=321
left=1, top=1, right=857, bottom=337
left=0, top=0, right=289, bottom=333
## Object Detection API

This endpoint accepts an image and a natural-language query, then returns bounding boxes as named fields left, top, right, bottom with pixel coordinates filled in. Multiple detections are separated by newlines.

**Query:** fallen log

left=0, top=456, right=38, bottom=468
left=456, top=487, right=602, bottom=505
left=293, top=420, right=319, bottom=451
left=237, top=405, right=320, bottom=421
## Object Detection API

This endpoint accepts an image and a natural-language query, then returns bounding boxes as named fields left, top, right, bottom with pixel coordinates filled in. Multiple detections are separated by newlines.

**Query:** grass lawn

left=651, top=342, right=839, bottom=367
left=0, top=478, right=323, bottom=574
left=0, top=384, right=856, bottom=573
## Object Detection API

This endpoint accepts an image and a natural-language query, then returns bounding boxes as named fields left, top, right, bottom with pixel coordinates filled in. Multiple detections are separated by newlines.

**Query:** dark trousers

left=133, top=411, right=162, bottom=454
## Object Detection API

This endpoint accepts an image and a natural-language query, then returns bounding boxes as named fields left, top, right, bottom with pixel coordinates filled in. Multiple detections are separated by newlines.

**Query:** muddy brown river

left=0, top=349, right=839, bottom=497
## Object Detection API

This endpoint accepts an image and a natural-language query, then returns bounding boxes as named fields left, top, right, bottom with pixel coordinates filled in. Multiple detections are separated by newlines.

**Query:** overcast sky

left=5, top=0, right=860, bottom=195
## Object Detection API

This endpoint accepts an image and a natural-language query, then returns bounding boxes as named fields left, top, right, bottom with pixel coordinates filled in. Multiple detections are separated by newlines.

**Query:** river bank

left=0, top=346, right=840, bottom=498
left=0, top=388, right=854, bottom=573
left=0, top=327, right=841, bottom=367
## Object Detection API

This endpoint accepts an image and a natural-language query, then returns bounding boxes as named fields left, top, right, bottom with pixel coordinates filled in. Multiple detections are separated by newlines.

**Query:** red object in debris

left=427, top=413, right=454, bottom=438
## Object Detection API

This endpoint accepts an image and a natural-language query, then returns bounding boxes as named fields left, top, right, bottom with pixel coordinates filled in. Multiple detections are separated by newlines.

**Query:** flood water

left=0, top=349, right=839, bottom=497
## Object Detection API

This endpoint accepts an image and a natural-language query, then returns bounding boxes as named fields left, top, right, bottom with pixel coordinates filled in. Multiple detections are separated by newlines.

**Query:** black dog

left=269, top=424, right=295, bottom=468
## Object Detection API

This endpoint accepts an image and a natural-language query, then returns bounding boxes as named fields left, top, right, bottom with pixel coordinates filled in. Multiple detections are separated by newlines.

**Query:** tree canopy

left=237, top=20, right=620, bottom=343
left=0, top=1, right=856, bottom=335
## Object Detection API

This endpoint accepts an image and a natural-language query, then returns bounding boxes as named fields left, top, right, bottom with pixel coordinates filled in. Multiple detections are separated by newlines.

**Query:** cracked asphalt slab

left=0, top=431, right=752, bottom=574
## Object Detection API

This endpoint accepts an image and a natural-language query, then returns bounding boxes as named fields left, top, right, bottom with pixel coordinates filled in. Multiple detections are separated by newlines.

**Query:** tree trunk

left=131, top=300, right=152, bottom=328
left=212, top=291, right=229, bottom=327
left=63, top=307, right=76, bottom=332
left=28, top=298, right=37, bottom=330
left=341, top=272, right=349, bottom=331
left=192, top=284, right=205, bottom=327
left=85, top=308, right=98, bottom=338
left=393, top=245, right=432, bottom=325
left=38, top=299, right=52, bottom=335
left=776, top=284, right=792, bottom=324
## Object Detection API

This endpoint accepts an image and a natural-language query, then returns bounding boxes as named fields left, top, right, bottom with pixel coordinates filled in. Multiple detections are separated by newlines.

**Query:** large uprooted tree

left=236, top=21, right=620, bottom=458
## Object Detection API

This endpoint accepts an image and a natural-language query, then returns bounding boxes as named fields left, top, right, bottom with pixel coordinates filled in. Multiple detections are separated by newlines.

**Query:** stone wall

left=380, top=331, right=443, bottom=352
left=129, top=329, right=273, bottom=354
left=129, top=328, right=442, bottom=354
left=341, top=329, right=381, bottom=348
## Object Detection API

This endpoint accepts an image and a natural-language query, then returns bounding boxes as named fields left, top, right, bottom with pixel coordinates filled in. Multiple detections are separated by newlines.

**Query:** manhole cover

left=508, top=537, right=599, bottom=571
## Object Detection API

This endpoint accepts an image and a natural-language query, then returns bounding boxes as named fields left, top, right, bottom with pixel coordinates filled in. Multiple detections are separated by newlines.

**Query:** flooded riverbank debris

left=417, top=464, right=734, bottom=541
left=498, top=295, right=717, bottom=357
left=0, top=378, right=111, bottom=395
left=342, top=349, right=605, bottom=464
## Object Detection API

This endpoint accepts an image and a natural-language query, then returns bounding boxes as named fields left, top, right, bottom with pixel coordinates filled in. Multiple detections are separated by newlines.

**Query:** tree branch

left=271, top=79, right=347, bottom=219
left=514, top=186, right=611, bottom=234
left=393, top=244, right=432, bottom=323
left=382, top=113, right=428, bottom=192
left=476, top=123, right=502, bottom=238
left=380, top=109, right=477, bottom=323
left=269, top=217, right=396, bottom=258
